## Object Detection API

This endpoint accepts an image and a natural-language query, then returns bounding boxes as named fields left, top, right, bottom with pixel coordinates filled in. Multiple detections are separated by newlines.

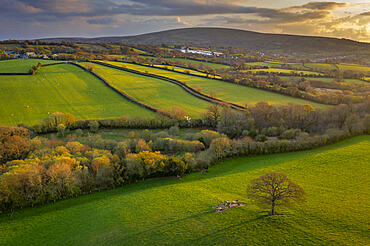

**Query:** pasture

left=166, top=57, right=229, bottom=69
left=261, top=75, right=369, bottom=85
left=337, top=64, right=370, bottom=74
left=1, top=136, right=368, bottom=245
left=0, top=63, right=154, bottom=126
left=248, top=68, right=322, bottom=76
left=83, top=62, right=213, bottom=118
left=304, top=63, right=336, bottom=70
left=106, top=61, right=327, bottom=109
left=153, top=64, right=222, bottom=79
left=0, top=59, right=56, bottom=73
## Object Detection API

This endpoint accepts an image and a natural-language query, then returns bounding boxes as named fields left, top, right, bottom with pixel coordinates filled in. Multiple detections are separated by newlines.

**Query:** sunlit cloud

left=0, top=0, right=368, bottom=41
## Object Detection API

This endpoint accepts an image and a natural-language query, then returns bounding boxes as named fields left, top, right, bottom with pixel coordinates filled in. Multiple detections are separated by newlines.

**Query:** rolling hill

left=38, top=27, right=370, bottom=58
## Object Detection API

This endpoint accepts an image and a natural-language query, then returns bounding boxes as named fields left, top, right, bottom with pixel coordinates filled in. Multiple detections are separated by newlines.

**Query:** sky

left=0, top=0, right=369, bottom=42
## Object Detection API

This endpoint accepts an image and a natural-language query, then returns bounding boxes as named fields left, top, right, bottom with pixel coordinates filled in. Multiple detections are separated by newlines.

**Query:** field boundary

left=0, top=61, right=66, bottom=75
left=92, top=61, right=248, bottom=112
left=105, top=61, right=332, bottom=107
left=68, top=62, right=171, bottom=117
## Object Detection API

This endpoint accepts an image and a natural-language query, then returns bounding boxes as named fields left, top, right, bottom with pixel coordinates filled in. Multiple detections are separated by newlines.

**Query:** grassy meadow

left=1, top=136, right=368, bottom=245
left=153, top=64, right=221, bottom=79
left=0, top=63, right=154, bottom=126
left=84, top=62, right=213, bottom=118
left=105, top=61, right=327, bottom=109
left=166, top=57, right=230, bottom=69
left=337, top=64, right=370, bottom=74
left=259, top=75, right=369, bottom=85
left=0, top=59, right=56, bottom=73
left=248, top=68, right=322, bottom=75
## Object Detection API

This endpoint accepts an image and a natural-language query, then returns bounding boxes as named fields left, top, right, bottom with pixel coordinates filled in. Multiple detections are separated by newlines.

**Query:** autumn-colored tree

left=247, top=172, right=305, bottom=216
left=135, top=139, right=151, bottom=153
left=170, top=106, right=187, bottom=120
left=201, top=104, right=221, bottom=128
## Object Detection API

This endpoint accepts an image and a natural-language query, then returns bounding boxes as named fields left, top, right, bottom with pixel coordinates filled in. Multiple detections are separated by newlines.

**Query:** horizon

left=0, top=0, right=369, bottom=42
left=3, top=27, right=369, bottom=44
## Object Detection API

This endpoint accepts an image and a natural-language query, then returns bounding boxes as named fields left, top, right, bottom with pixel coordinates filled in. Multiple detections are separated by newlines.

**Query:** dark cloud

left=300, top=1, right=348, bottom=10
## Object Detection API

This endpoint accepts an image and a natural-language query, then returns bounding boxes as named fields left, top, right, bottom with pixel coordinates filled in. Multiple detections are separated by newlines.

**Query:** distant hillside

left=39, top=27, right=370, bottom=58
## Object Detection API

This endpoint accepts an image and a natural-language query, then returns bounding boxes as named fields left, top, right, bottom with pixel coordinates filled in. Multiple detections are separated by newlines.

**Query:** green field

left=106, top=61, right=327, bottom=109
left=304, top=63, right=336, bottom=70
left=84, top=62, right=213, bottom=118
left=249, top=68, right=322, bottom=76
left=153, top=64, right=221, bottom=78
left=0, top=64, right=154, bottom=126
left=1, top=136, right=368, bottom=245
left=0, top=59, right=56, bottom=73
left=166, top=57, right=229, bottom=69
left=261, top=76, right=369, bottom=85
left=337, top=64, right=370, bottom=74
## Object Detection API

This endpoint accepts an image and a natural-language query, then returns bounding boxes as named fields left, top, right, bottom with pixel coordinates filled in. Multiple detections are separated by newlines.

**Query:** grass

left=260, top=76, right=369, bottom=85
left=304, top=63, right=336, bottom=70
left=0, top=135, right=368, bottom=245
left=106, top=61, right=327, bottom=109
left=47, top=128, right=204, bottom=141
left=337, top=64, right=370, bottom=74
left=0, top=63, right=154, bottom=126
left=248, top=68, right=322, bottom=76
left=0, top=59, right=57, bottom=73
left=153, top=64, right=221, bottom=79
left=245, top=61, right=337, bottom=72
left=83, top=62, right=213, bottom=118
left=166, top=57, right=229, bottom=69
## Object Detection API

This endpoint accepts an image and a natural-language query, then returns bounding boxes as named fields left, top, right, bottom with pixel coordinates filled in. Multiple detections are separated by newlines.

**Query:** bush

left=255, top=134, right=267, bottom=142
left=135, top=139, right=151, bottom=153
left=208, top=137, right=232, bottom=160
left=198, top=130, right=222, bottom=147
left=88, top=121, right=99, bottom=133
left=168, top=125, right=180, bottom=136
left=281, top=129, right=299, bottom=139
left=57, top=124, right=66, bottom=137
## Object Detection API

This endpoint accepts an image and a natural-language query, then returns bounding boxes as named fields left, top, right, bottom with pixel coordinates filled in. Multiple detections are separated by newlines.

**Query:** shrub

left=281, top=129, right=299, bottom=139
left=255, top=134, right=267, bottom=142
left=208, top=137, right=232, bottom=160
left=168, top=125, right=180, bottom=136
left=88, top=121, right=99, bottom=133
left=198, top=130, right=222, bottom=147
left=135, top=139, right=151, bottom=153
left=57, top=124, right=66, bottom=137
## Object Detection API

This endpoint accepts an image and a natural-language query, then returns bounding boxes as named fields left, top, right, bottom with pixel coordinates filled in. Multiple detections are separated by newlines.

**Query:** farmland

left=153, top=64, right=221, bottom=78
left=337, top=64, right=370, bottom=74
left=0, top=59, right=56, bottom=73
left=104, top=61, right=327, bottom=109
left=260, top=75, right=369, bottom=85
left=82, top=62, right=213, bottom=117
left=0, top=63, right=154, bottom=125
left=248, top=68, right=322, bottom=76
left=0, top=136, right=368, bottom=246
left=166, top=57, right=229, bottom=69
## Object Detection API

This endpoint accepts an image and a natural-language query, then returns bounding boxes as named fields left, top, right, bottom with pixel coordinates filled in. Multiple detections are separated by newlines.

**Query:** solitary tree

left=247, top=172, right=305, bottom=216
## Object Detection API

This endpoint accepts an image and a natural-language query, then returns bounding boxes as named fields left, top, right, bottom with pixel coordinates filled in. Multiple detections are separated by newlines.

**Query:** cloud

left=0, top=0, right=368, bottom=41
left=177, top=17, right=193, bottom=27
left=292, top=1, right=348, bottom=10
left=87, top=17, right=117, bottom=25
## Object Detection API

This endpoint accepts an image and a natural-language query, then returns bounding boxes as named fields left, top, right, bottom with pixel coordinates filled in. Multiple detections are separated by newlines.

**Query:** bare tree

left=247, top=172, right=305, bottom=216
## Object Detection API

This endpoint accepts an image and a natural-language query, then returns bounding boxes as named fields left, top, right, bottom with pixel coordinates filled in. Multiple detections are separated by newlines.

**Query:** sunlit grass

left=0, top=136, right=368, bottom=245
